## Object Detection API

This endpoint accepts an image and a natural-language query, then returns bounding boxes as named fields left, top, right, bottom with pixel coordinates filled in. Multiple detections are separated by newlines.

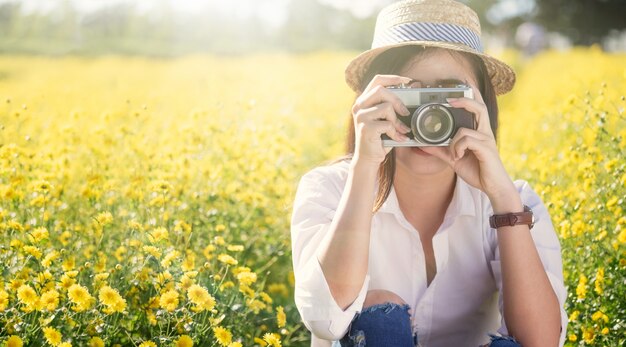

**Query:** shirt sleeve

left=488, top=180, right=568, bottom=347
left=290, top=165, right=370, bottom=341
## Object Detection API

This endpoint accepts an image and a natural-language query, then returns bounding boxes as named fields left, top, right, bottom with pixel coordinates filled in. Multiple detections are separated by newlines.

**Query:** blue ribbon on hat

left=373, top=22, right=484, bottom=53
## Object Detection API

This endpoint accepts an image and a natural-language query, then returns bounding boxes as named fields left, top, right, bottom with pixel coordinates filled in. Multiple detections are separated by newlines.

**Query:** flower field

left=0, top=48, right=624, bottom=346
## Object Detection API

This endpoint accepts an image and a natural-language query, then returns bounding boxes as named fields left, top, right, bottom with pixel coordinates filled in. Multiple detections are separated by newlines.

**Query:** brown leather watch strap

left=489, top=205, right=534, bottom=229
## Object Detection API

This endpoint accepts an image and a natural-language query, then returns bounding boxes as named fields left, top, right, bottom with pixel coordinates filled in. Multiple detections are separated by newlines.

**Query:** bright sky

left=2, top=0, right=392, bottom=26
left=1, top=0, right=533, bottom=26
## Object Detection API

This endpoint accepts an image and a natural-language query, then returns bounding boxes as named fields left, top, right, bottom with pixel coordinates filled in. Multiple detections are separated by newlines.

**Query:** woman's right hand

left=351, top=74, right=413, bottom=166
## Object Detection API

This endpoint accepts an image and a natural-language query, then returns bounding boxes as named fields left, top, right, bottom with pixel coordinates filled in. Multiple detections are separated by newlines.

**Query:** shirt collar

left=378, top=174, right=476, bottom=219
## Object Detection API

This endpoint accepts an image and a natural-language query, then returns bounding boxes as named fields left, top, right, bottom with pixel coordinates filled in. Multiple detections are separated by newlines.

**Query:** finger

left=449, top=127, right=492, bottom=154
left=445, top=97, right=492, bottom=136
left=371, top=120, right=410, bottom=143
left=363, top=74, right=414, bottom=95
left=451, top=136, right=492, bottom=161
left=355, top=103, right=411, bottom=134
left=354, top=85, right=411, bottom=118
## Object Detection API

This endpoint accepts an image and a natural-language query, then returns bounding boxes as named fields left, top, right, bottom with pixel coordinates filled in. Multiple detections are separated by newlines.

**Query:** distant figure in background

left=515, top=22, right=547, bottom=58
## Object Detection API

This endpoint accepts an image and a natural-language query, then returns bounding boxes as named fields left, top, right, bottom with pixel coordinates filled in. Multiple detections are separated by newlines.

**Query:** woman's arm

left=317, top=74, right=413, bottom=309
left=316, top=160, right=378, bottom=309
left=490, top=192, right=562, bottom=347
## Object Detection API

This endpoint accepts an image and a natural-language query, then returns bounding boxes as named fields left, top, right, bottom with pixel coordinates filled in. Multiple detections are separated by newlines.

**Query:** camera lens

left=412, top=104, right=454, bottom=144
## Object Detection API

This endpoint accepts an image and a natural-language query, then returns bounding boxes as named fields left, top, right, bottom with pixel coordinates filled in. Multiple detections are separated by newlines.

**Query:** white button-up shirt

left=291, top=160, right=568, bottom=347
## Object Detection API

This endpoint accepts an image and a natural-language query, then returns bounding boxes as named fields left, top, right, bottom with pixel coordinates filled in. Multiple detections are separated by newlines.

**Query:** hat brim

left=345, top=41, right=516, bottom=95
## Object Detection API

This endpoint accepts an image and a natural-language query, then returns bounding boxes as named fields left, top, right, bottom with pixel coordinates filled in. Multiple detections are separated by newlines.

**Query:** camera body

left=383, top=84, right=476, bottom=147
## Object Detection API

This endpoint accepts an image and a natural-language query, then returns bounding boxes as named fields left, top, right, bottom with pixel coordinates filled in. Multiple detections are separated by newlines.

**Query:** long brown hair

left=338, top=46, right=499, bottom=212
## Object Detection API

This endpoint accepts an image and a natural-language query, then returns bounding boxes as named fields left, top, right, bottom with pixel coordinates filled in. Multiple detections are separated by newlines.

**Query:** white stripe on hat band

left=372, top=22, right=483, bottom=52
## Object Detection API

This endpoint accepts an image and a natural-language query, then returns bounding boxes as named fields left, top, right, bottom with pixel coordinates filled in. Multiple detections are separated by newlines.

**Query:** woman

left=290, top=1, right=568, bottom=346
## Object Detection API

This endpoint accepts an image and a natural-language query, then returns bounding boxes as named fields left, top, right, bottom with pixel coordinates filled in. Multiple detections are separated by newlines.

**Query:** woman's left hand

left=419, top=88, right=516, bottom=202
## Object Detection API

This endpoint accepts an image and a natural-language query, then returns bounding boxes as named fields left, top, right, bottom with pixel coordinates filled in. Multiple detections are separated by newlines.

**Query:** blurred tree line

left=0, top=0, right=624, bottom=56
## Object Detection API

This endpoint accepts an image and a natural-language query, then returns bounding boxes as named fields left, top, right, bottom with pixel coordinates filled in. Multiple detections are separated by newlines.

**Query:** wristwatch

left=489, top=205, right=535, bottom=229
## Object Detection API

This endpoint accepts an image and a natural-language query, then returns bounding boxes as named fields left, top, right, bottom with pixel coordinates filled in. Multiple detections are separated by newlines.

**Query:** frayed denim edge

left=488, top=333, right=521, bottom=344
left=358, top=301, right=411, bottom=315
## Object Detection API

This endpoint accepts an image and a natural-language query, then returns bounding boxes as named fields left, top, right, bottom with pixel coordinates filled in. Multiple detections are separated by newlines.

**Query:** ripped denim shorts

left=330, top=302, right=522, bottom=347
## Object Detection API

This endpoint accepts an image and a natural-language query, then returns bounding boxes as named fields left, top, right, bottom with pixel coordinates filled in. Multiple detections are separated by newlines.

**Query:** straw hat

left=345, top=0, right=516, bottom=95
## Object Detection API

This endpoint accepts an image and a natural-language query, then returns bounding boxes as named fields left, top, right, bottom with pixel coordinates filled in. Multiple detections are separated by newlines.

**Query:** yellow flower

left=67, top=284, right=94, bottom=311
left=139, top=342, right=157, bottom=347
left=94, top=272, right=110, bottom=283
left=203, top=244, right=216, bottom=259
left=98, top=285, right=127, bottom=313
left=150, top=179, right=173, bottom=193
left=143, top=245, right=162, bottom=258
left=23, top=245, right=42, bottom=259
left=42, top=251, right=60, bottom=268
left=568, top=333, right=577, bottom=342
left=62, top=256, right=75, bottom=271
left=29, top=226, right=49, bottom=243
left=114, top=246, right=127, bottom=262
left=161, top=250, right=180, bottom=268
left=576, top=274, right=587, bottom=300
left=187, top=284, right=216, bottom=311
left=33, top=179, right=52, bottom=193
left=6, top=336, right=23, bottom=347
left=246, top=298, right=266, bottom=314
left=60, top=274, right=76, bottom=290
left=0, top=289, right=9, bottom=311
left=259, top=292, right=273, bottom=304
left=58, top=343, right=72, bottom=347
left=95, top=211, right=113, bottom=226
left=263, top=333, right=282, bottom=347
left=217, top=254, right=237, bottom=266
left=159, top=289, right=179, bottom=312
left=182, top=254, right=195, bottom=271
left=213, top=326, right=232, bottom=346
left=582, top=326, right=595, bottom=343
left=214, top=236, right=225, bottom=245
left=594, top=267, right=605, bottom=295
left=40, top=289, right=60, bottom=311
left=43, top=326, right=62, bottom=346
left=149, top=227, right=169, bottom=243
left=254, top=337, right=268, bottom=346
left=236, top=271, right=257, bottom=286
left=227, top=244, right=244, bottom=252
left=175, top=335, right=194, bottom=347
left=147, top=310, right=157, bottom=325
left=59, top=231, right=72, bottom=247
left=7, top=220, right=24, bottom=232
left=276, top=306, right=286, bottom=328
left=177, top=273, right=195, bottom=292
left=239, top=284, right=255, bottom=297
left=88, top=337, right=105, bottom=347
left=127, top=220, right=143, bottom=231
left=17, top=284, right=39, bottom=307
left=228, top=343, right=242, bottom=347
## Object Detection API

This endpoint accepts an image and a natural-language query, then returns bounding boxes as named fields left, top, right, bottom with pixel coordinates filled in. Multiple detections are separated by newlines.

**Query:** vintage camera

left=383, top=84, right=476, bottom=147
